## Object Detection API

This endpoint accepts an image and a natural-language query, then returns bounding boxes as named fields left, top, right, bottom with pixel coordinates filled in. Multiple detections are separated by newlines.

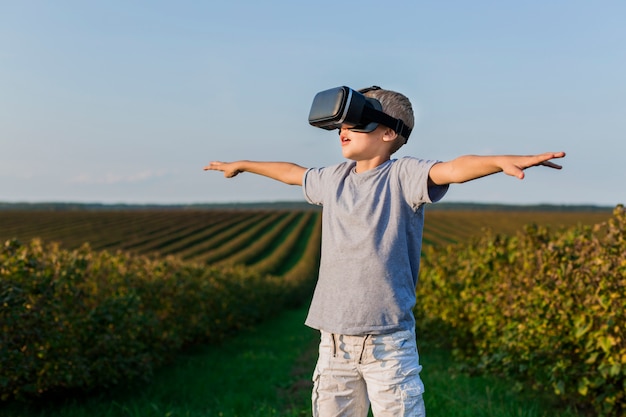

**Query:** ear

left=382, top=128, right=398, bottom=143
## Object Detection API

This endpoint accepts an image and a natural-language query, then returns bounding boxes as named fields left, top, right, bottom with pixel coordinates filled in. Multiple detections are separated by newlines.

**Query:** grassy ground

left=2, top=305, right=317, bottom=417
left=2, top=305, right=582, bottom=417
left=418, top=340, right=582, bottom=417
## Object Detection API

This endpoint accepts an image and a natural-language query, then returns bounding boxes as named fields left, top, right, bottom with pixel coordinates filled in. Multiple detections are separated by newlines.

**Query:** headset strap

left=359, top=86, right=412, bottom=140
left=361, top=105, right=412, bottom=140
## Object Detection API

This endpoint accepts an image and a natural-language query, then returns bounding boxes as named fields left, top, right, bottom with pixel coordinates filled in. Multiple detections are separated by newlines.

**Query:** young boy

left=204, top=86, right=565, bottom=417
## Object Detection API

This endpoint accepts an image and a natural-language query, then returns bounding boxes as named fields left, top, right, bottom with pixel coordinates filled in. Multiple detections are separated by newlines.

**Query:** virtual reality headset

left=308, top=86, right=411, bottom=140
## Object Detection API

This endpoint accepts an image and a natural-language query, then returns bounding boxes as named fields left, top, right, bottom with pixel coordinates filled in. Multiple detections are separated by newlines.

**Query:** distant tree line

left=0, top=201, right=613, bottom=212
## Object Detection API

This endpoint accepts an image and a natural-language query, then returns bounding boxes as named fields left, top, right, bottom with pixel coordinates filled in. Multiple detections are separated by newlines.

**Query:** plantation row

left=0, top=210, right=323, bottom=274
left=423, top=210, right=612, bottom=247
left=0, top=208, right=612, bottom=258
left=415, top=205, right=626, bottom=417
left=0, top=210, right=322, bottom=401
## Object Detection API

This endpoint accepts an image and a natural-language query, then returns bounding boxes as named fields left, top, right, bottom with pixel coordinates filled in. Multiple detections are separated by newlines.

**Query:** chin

left=341, top=150, right=354, bottom=159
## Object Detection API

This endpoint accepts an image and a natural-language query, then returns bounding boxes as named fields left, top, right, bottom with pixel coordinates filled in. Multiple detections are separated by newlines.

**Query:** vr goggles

left=308, top=86, right=411, bottom=140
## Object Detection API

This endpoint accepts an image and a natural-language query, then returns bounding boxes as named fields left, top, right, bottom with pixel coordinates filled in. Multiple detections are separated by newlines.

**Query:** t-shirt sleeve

left=427, top=162, right=449, bottom=203
left=396, top=157, right=449, bottom=206
left=302, top=167, right=324, bottom=206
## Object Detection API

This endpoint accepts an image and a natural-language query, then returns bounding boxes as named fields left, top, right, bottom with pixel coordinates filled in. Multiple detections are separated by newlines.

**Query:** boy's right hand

left=204, top=160, right=306, bottom=185
left=203, top=161, right=242, bottom=178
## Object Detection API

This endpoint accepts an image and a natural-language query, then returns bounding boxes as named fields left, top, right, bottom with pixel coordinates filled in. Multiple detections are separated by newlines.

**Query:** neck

left=354, top=156, right=391, bottom=173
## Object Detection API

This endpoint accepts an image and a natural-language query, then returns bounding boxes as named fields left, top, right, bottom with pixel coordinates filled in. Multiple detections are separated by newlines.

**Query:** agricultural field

left=423, top=209, right=612, bottom=246
left=0, top=207, right=325, bottom=404
left=0, top=206, right=613, bottom=258
left=1, top=204, right=622, bottom=415
left=0, top=209, right=319, bottom=274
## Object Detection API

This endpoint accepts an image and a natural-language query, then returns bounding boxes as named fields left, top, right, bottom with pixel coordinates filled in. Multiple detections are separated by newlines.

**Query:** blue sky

left=1, top=1, right=624, bottom=206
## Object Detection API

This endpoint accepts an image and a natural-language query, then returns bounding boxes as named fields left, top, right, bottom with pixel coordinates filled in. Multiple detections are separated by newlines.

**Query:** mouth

left=340, top=136, right=351, bottom=146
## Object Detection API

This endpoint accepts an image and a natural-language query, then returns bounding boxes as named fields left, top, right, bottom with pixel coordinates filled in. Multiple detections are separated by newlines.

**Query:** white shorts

left=312, top=328, right=426, bottom=417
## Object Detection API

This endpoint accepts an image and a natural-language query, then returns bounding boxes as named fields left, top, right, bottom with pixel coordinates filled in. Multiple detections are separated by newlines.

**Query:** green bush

left=0, top=237, right=316, bottom=401
left=415, top=205, right=625, bottom=416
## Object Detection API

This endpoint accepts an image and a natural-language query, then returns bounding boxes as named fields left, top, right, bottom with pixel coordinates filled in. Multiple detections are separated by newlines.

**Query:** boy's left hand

left=505, top=152, right=566, bottom=179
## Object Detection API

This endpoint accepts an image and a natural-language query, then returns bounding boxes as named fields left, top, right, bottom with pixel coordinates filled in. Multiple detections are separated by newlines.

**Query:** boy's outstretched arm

left=429, top=152, right=566, bottom=185
left=204, top=160, right=307, bottom=186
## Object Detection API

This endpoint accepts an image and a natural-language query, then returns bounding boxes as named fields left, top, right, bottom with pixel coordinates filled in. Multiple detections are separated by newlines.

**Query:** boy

left=204, top=86, right=565, bottom=417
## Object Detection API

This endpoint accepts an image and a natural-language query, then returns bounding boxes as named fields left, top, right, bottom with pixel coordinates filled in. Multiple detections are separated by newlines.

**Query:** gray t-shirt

left=302, top=157, right=448, bottom=335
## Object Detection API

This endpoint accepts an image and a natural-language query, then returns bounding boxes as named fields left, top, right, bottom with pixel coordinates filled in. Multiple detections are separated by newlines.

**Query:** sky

left=1, top=1, right=624, bottom=207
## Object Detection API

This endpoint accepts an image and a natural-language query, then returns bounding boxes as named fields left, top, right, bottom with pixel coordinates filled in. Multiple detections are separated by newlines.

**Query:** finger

left=539, top=161, right=563, bottom=169
left=203, top=161, right=222, bottom=171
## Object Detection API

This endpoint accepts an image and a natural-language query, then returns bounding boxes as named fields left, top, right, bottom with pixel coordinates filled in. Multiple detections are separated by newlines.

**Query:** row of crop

left=175, top=213, right=275, bottom=261
left=0, top=210, right=312, bottom=270
left=196, top=212, right=285, bottom=264
left=68, top=211, right=244, bottom=255
left=282, top=212, right=322, bottom=305
left=138, top=213, right=244, bottom=257
left=422, top=210, right=612, bottom=247
left=0, top=212, right=322, bottom=401
left=0, top=210, right=303, bottom=264
left=1, top=210, right=612, bottom=257
left=0, top=211, right=177, bottom=251
left=88, top=213, right=220, bottom=253
left=415, top=205, right=625, bottom=416
left=215, top=212, right=303, bottom=268
left=122, top=212, right=240, bottom=256
left=84, top=211, right=190, bottom=248
left=0, top=209, right=311, bottom=268
left=251, top=212, right=319, bottom=275
left=0, top=210, right=253, bottom=255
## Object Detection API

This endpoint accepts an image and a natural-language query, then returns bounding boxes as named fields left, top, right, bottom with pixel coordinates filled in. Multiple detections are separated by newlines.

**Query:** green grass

left=418, top=340, right=583, bottom=417
left=1, top=306, right=318, bottom=417
left=2, top=306, right=583, bottom=417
